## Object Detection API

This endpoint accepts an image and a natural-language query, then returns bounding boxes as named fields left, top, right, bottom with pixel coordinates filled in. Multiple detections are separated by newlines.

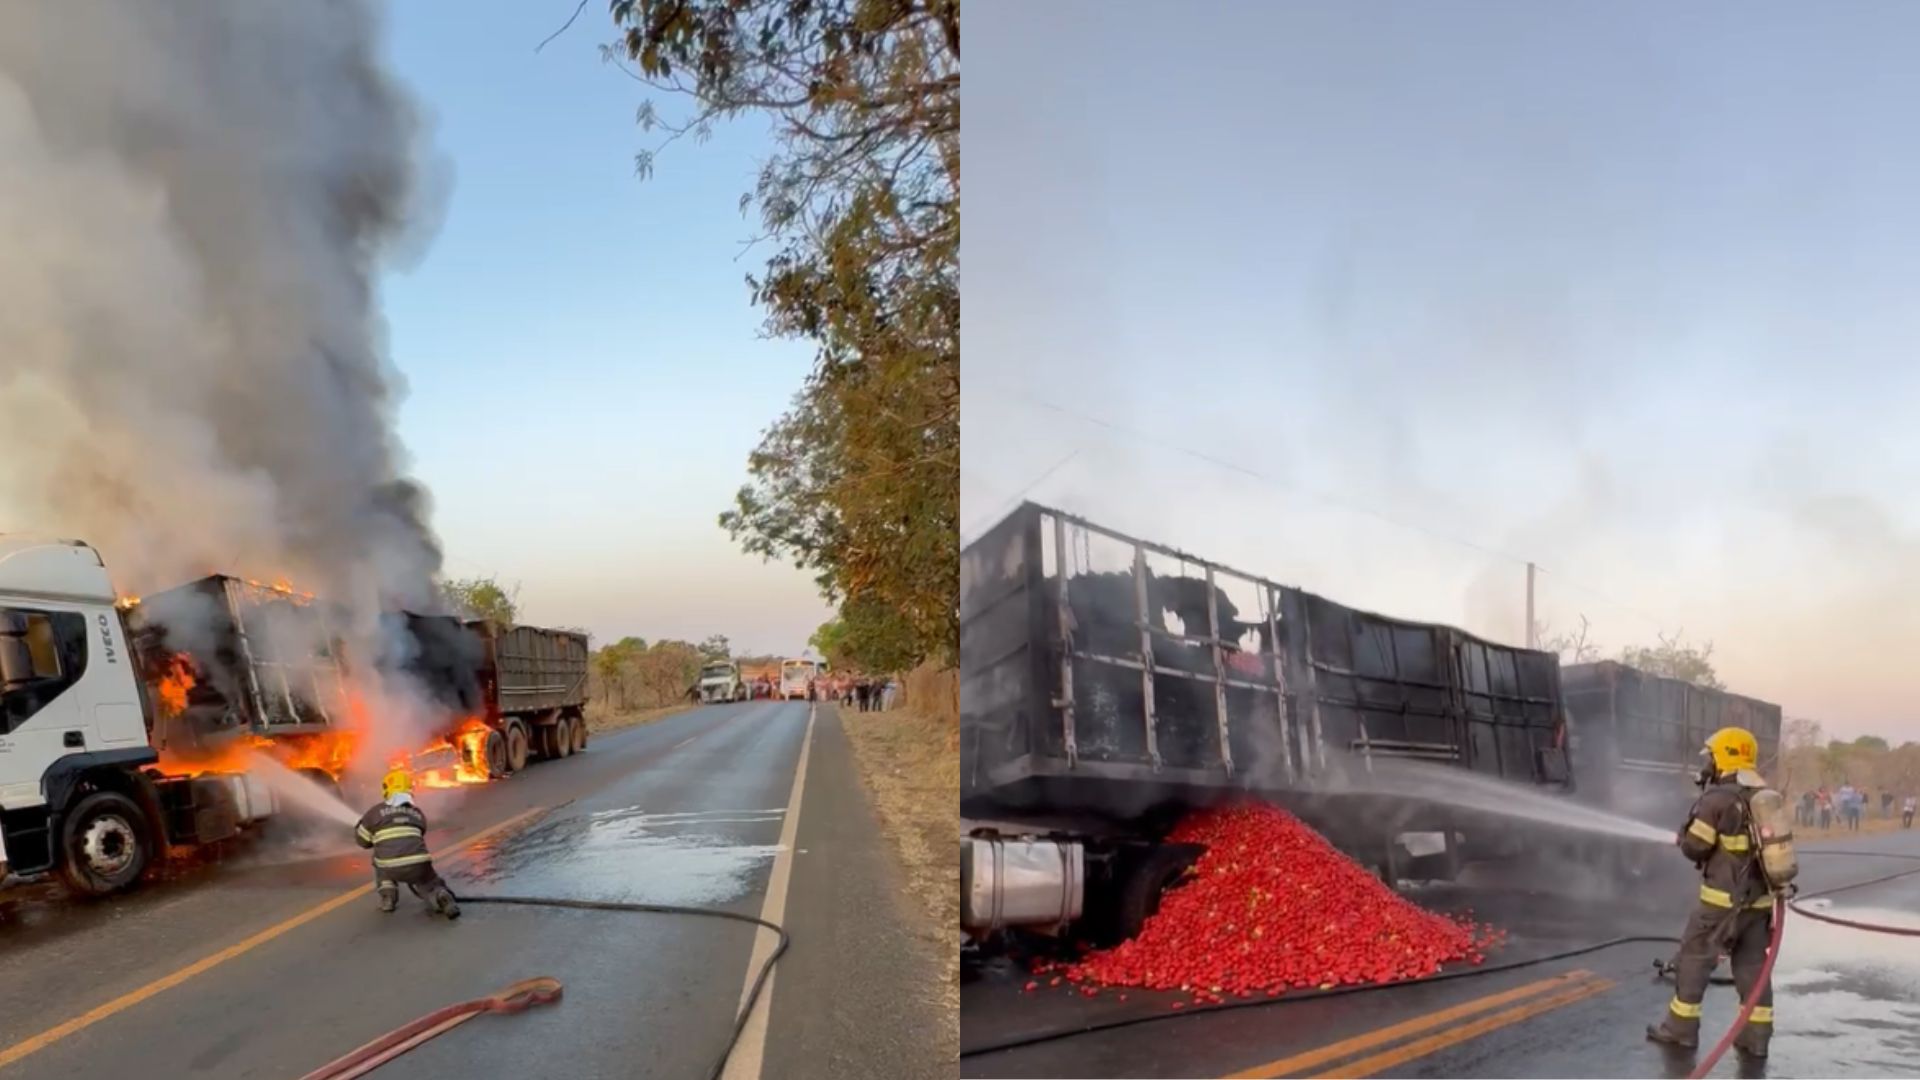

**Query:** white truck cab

left=697, top=661, right=747, bottom=704
left=0, top=537, right=276, bottom=896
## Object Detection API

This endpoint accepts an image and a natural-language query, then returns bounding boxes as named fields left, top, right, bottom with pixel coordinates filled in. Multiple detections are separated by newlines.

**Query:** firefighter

left=355, top=767, right=460, bottom=919
left=1646, top=726, right=1774, bottom=1058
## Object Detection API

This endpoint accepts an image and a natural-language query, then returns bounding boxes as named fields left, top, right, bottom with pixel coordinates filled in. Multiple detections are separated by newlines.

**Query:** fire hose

left=962, top=849, right=1920, bottom=1062
left=299, top=893, right=790, bottom=1080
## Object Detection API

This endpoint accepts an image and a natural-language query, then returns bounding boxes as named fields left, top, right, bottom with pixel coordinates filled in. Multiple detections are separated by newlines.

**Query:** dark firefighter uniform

left=1647, top=728, right=1773, bottom=1057
left=355, top=768, right=459, bottom=919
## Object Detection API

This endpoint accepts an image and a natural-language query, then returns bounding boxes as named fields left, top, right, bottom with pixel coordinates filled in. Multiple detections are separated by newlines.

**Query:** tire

left=536, top=722, right=559, bottom=760
left=570, top=714, right=589, bottom=753
left=554, top=716, right=575, bottom=758
left=505, top=722, right=530, bottom=773
left=483, top=729, right=509, bottom=778
left=57, top=791, right=152, bottom=897
left=1112, top=845, right=1202, bottom=943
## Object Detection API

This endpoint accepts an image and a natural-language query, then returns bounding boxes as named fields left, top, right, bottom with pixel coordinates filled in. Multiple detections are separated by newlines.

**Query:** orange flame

left=414, top=717, right=494, bottom=788
left=154, top=653, right=196, bottom=719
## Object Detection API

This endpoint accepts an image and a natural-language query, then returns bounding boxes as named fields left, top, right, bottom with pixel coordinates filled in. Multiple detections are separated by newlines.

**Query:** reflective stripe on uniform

left=373, top=852, right=433, bottom=869
left=1700, top=883, right=1772, bottom=909
left=1748, top=1006, right=1773, bottom=1023
left=371, top=826, right=424, bottom=843
left=355, top=825, right=373, bottom=842
left=1718, top=833, right=1751, bottom=852
left=1669, top=997, right=1703, bottom=1019
left=1687, top=818, right=1719, bottom=844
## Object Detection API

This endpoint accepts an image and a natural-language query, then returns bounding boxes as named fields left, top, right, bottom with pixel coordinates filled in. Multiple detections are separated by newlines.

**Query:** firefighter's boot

left=1733, top=1014, right=1771, bottom=1059
left=377, top=882, right=399, bottom=914
left=433, top=885, right=461, bottom=920
left=1646, top=1014, right=1700, bottom=1049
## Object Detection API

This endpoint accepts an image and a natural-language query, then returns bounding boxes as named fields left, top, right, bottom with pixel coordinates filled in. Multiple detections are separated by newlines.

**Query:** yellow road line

left=1308, top=975, right=1616, bottom=1078
left=1224, top=969, right=1597, bottom=1079
left=0, top=804, right=548, bottom=1072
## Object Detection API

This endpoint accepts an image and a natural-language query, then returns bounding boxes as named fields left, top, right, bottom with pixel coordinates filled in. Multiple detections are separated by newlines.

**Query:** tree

left=609, top=0, right=960, bottom=671
left=441, top=576, right=518, bottom=626
left=1852, top=734, right=1891, bottom=753
left=810, top=618, right=851, bottom=668
left=1619, top=632, right=1725, bottom=690
left=699, top=634, right=732, bottom=661
left=1534, top=614, right=1601, bottom=663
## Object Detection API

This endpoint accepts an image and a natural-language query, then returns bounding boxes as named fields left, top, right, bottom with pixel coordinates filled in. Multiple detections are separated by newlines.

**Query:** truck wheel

left=506, top=722, right=530, bottom=773
left=534, top=722, right=557, bottom=760
left=483, top=729, right=509, bottom=778
left=554, top=717, right=575, bottom=758
left=570, top=715, right=589, bottom=754
left=1113, top=845, right=1201, bottom=942
left=57, top=791, right=152, bottom=897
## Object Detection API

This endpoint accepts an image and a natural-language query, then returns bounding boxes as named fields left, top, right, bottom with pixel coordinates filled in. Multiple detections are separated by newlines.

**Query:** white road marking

left=675, top=735, right=698, bottom=749
left=720, top=702, right=815, bottom=1080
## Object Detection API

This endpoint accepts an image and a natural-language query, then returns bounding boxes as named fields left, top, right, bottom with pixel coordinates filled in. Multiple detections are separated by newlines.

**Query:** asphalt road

left=962, top=827, right=1920, bottom=1079
left=0, top=701, right=950, bottom=1080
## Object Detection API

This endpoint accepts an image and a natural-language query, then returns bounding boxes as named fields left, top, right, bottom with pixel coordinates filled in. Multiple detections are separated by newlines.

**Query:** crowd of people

left=820, top=674, right=897, bottom=713
left=1797, top=783, right=1918, bottom=830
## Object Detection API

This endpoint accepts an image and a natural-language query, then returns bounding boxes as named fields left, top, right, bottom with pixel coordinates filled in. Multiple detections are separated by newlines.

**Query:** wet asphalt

left=0, top=701, right=950, bottom=1080
left=962, top=826, right=1920, bottom=1079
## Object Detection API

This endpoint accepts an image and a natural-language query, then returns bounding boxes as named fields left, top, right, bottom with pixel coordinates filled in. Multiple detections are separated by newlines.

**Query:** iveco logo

left=97, top=613, right=118, bottom=663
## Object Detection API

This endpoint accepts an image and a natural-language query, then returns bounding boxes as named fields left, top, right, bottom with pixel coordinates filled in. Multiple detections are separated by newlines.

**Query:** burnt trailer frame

left=127, top=574, right=348, bottom=750
left=1560, top=660, right=1783, bottom=827
left=962, top=503, right=1570, bottom=860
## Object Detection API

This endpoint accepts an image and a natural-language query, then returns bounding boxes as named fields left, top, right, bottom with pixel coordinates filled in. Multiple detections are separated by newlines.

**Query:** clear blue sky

left=964, top=2, right=1920, bottom=738
left=377, top=1, right=830, bottom=655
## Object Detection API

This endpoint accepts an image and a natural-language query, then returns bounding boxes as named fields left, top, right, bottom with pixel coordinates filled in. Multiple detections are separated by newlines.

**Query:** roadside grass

left=838, top=696, right=960, bottom=1049
left=587, top=703, right=695, bottom=735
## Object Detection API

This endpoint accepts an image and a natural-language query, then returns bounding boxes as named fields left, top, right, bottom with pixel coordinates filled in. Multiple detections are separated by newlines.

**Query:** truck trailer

left=1561, top=660, right=1783, bottom=829
left=0, top=541, right=332, bottom=896
left=391, top=613, right=592, bottom=778
left=961, top=503, right=1573, bottom=944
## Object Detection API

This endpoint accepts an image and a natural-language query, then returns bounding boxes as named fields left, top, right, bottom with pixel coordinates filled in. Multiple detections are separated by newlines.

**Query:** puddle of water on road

left=1765, top=904, right=1920, bottom=1077
left=455, top=805, right=788, bottom=907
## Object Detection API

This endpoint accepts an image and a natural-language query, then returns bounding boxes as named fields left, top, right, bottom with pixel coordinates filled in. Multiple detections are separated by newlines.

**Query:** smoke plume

left=0, top=1, right=446, bottom=624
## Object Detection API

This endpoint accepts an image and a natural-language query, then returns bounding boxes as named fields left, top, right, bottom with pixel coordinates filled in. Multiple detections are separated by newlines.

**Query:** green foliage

left=809, top=618, right=850, bottom=667
left=590, top=636, right=706, bottom=711
left=440, top=576, right=518, bottom=627
left=699, top=634, right=732, bottom=661
left=610, top=0, right=959, bottom=671
left=1619, top=632, right=1724, bottom=690
left=1853, top=734, right=1891, bottom=752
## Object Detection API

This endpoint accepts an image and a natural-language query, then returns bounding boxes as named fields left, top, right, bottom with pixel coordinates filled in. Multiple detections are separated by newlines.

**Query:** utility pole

left=1525, top=562, right=1537, bottom=649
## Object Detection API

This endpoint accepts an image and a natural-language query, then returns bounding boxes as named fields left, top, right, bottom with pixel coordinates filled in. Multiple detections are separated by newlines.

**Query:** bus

left=779, top=658, right=819, bottom=701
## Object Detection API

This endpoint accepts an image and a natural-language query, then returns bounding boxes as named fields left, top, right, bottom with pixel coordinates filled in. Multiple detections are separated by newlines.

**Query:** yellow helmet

left=381, top=767, right=413, bottom=800
left=1704, top=727, right=1758, bottom=776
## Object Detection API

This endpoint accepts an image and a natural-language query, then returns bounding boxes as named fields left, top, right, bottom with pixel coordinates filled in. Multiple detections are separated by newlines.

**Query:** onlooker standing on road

left=1817, top=788, right=1833, bottom=830
left=1882, top=791, right=1895, bottom=818
left=1799, top=790, right=1816, bottom=828
left=1903, top=794, right=1916, bottom=829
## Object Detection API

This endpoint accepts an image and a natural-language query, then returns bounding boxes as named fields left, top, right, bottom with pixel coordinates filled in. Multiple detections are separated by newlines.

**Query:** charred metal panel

left=128, top=575, right=344, bottom=750
left=485, top=623, right=589, bottom=718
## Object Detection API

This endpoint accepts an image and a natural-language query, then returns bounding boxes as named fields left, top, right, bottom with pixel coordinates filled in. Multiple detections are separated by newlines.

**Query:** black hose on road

left=303, top=891, right=790, bottom=1080
left=962, top=848, right=1920, bottom=1060
left=455, top=893, right=791, bottom=1080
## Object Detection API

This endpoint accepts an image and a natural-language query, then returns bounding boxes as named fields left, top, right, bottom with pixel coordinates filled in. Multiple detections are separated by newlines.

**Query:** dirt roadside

left=839, top=701, right=960, bottom=1019
left=587, top=703, right=694, bottom=734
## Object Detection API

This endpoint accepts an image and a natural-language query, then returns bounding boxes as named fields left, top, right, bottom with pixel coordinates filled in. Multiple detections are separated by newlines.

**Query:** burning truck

left=959, top=503, right=1781, bottom=946
left=0, top=535, right=590, bottom=898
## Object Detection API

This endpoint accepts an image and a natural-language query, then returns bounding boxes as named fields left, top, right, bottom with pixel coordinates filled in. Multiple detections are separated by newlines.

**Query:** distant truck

left=0, top=541, right=325, bottom=896
left=391, top=614, right=592, bottom=777
left=697, top=660, right=748, bottom=704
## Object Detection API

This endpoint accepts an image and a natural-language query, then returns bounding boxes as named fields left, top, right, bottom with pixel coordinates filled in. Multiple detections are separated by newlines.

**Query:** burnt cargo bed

left=1560, top=660, right=1783, bottom=827
left=962, top=504, right=1572, bottom=853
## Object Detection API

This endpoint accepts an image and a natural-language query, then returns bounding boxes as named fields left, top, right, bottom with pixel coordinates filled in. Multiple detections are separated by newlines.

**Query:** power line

left=960, top=449, right=1081, bottom=545
left=973, top=384, right=1688, bottom=633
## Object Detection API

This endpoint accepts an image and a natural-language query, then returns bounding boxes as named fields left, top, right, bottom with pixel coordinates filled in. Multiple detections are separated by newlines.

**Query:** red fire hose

left=1684, top=902, right=1785, bottom=1080
left=299, top=976, right=564, bottom=1080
